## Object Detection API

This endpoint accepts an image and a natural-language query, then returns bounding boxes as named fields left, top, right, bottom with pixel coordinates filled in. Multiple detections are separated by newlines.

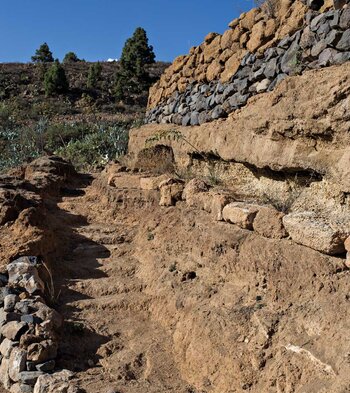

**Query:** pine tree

left=114, top=27, right=155, bottom=101
left=87, top=62, right=102, bottom=89
left=44, top=60, right=69, bottom=96
left=63, top=52, right=80, bottom=63
left=32, top=43, right=54, bottom=63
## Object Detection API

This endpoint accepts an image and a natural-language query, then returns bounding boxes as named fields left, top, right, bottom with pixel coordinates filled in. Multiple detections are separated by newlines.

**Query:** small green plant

left=87, top=62, right=102, bottom=89
left=147, top=231, right=154, bottom=241
left=169, top=263, right=177, bottom=272
left=68, top=321, right=85, bottom=335
left=44, top=61, right=69, bottom=96
left=31, top=42, right=54, bottom=63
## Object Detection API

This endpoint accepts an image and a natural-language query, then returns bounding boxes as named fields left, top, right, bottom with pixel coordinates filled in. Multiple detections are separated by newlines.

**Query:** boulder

left=9, top=347, right=27, bottom=382
left=0, top=338, right=18, bottom=359
left=253, top=206, right=288, bottom=239
left=336, top=29, right=350, bottom=51
left=10, top=384, right=33, bottom=393
left=282, top=212, right=348, bottom=254
left=255, top=79, right=271, bottom=93
left=182, top=179, right=210, bottom=202
left=159, top=178, right=184, bottom=207
left=0, top=358, right=12, bottom=389
left=33, top=370, right=74, bottom=393
left=27, top=340, right=57, bottom=363
left=139, top=175, right=169, bottom=191
left=4, top=294, right=19, bottom=312
left=20, top=371, right=44, bottom=386
left=222, top=202, right=261, bottom=229
left=1, top=321, right=28, bottom=341
left=7, top=257, right=45, bottom=295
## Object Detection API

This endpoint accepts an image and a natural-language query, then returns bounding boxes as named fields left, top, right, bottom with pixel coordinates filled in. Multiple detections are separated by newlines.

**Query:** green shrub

left=44, top=61, right=69, bottom=96
left=56, top=123, right=130, bottom=169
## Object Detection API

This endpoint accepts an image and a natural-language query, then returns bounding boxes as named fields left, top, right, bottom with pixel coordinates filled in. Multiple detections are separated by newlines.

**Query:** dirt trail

left=53, top=176, right=188, bottom=393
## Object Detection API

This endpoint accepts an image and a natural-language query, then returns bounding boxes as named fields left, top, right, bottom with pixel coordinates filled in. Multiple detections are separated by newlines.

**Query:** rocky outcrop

left=146, top=7, right=350, bottom=125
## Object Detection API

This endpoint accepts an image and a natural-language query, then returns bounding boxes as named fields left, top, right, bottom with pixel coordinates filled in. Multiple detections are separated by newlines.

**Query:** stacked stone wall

left=146, top=7, right=350, bottom=126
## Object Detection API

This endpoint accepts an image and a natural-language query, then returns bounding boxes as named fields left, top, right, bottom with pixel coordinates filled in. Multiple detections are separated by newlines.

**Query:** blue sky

left=0, top=0, right=254, bottom=63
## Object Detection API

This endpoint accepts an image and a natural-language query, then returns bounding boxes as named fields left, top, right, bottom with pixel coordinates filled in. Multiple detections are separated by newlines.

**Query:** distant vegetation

left=0, top=28, right=169, bottom=172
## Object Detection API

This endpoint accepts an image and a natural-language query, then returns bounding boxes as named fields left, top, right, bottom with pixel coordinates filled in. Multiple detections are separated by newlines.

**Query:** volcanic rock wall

left=145, top=3, right=350, bottom=126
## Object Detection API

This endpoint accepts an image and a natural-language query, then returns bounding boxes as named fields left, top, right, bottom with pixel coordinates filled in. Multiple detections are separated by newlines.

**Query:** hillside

left=0, top=0, right=349, bottom=392
left=0, top=61, right=169, bottom=121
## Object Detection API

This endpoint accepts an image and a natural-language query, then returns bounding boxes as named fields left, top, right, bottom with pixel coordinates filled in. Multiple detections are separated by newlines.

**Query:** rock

left=10, top=383, right=34, bottom=393
left=190, top=111, right=200, bottom=126
left=255, top=79, right=271, bottom=93
left=336, top=29, right=350, bottom=51
left=310, top=13, right=327, bottom=31
left=311, top=40, right=328, bottom=57
left=222, top=202, right=260, bottom=229
left=325, top=29, right=343, bottom=46
left=307, top=0, right=325, bottom=10
left=334, top=0, right=348, bottom=9
left=228, top=93, right=250, bottom=109
left=1, top=321, right=28, bottom=340
left=253, top=206, right=288, bottom=239
left=339, top=8, right=350, bottom=29
left=210, top=193, right=234, bottom=221
left=33, top=370, right=74, bottom=393
left=182, top=114, right=191, bottom=126
left=182, top=179, right=209, bottom=202
left=159, top=179, right=184, bottom=207
left=33, top=302, right=63, bottom=330
left=4, top=294, right=19, bottom=312
left=344, top=236, right=350, bottom=268
left=318, top=48, right=338, bottom=66
left=35, top=360, right=55, bottom=372
left=333, top=51, right=350, bottom=63
left=0, top=338, right=18, bottom=358
left=198, top=112, right=209, bottom=125
left=281, top=39, right=301, bottom=74
left=9, top=347, right=27, bottom=382
left=0, top=358, right=12, bottom=389
left=300, top=26, right=317, bottom=49
left=211, top=105, right=226, bottom=119
left=7, top=257, right=45, bottom=295
left=139, top=175, right=169, bottom=191
left=233, top=78, right=249, bottom=92
left=264, top=58, right=279, bottom=79
left=27, top=340, right=58, bottom=363
left=20, top=371, right=44, bottom=386
left=282, top=212, right=348, bottom=255
left=317, top=20, right=331, bottom=38
left=0, top=308, right=21, bottom=326
left=21, top=315, right=35, bottom=324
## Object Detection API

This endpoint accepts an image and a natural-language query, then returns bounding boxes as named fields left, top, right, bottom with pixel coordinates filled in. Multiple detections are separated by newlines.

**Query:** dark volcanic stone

left=264, top=57, right=279, bottom=78
left=190, top=112, right=200, bottom=126
left=336, top=29, right=350, bottom=51
left=211, top=105, right=226, bottom=120
left=281, top=40, right=301, bottom=74
left=333, top=51, right=350, bottom=64
left=318, top=48, right=338, bottom=66
left=340, top=8, right=350, bottom=30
